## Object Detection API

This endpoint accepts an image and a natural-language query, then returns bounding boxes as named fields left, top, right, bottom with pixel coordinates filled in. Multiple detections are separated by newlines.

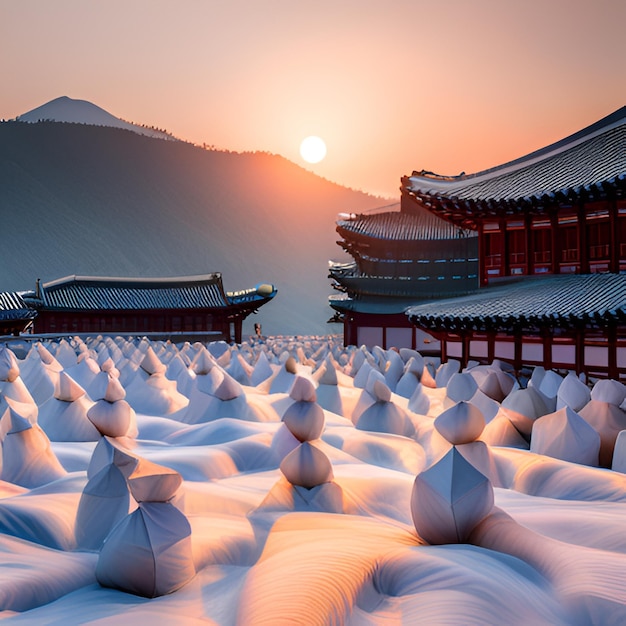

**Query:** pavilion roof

left=29, top=274, right=231, bottom=311
left=0, top=291, right=38, bottom=322
left=337, top=206, right=475, bottom=242
left=406, top=273, right=626, bottom=332
left=403, top=106, right=626, bottom=226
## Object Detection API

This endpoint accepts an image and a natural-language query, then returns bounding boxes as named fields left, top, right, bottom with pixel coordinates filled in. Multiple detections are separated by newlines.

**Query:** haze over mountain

left=0, top=98, right=390, bottom=336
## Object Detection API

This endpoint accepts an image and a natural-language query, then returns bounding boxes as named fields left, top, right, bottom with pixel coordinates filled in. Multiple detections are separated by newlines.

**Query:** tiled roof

left=406, top=273, right=626, bottom=331
left=0, top=291, right=37, bottom=321
left=329, top=293, right=418, bottom=315
left=405, top=106, right=626, bottom=204
left=337, top=207, right=475, bottom=241
left=35, top=274, right=230, bottom=311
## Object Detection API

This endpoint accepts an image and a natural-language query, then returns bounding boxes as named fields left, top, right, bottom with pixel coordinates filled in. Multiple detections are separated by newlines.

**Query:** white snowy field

left=1, top=334, right=626, bottom=625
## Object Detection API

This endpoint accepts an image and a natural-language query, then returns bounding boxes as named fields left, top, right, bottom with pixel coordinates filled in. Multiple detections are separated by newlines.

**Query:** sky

left=2, top=0, right=625, bottom=198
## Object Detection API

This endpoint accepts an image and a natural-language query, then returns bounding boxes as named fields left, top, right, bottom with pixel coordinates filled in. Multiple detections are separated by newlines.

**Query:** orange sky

left=2, top=0, right=625, bottom=198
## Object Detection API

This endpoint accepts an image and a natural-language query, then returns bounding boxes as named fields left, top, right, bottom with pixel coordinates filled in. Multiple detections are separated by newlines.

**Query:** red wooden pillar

left=514, top=331, right=523, bottom=374
left=439, top=333, right=447, bottom=363
left=542, top=328, right=553, bottom=371
left=608, top=322, right=618, bottom=380
left=550, top=211, right=560, bottom=274
left=525, top=214, right=534, bottom=275
left=500, top=218, right=509, bottom=277
left=462, top=332, right=471, bottom=369
left=487, top=330, right=496, bottom=363
left=477, top=221, right=487, bottom=286
left=575, top=326, right=585, bottom=376
left=578, top=204, right=589, bottom=274
left=610, top=199, right=619, bottom=273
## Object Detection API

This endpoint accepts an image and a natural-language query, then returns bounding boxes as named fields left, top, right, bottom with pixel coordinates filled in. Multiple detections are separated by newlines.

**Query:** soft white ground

left=1, top=336, right=626, bottom=625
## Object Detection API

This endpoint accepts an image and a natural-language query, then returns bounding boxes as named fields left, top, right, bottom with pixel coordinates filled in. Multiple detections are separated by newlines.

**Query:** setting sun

left=299, top=136, right=327, bottom=164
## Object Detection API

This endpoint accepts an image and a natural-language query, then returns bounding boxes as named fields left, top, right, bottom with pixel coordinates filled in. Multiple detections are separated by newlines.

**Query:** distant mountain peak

left=16, top=96, right=178, bottom=141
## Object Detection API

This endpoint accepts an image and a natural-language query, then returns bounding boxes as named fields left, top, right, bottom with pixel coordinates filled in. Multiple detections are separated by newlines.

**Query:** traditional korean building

left=403, top=105, right=626, bottom=380
left=331, top=105, right=626, bottom=378
left=0, top=291, right=37, bottom=336
left=14, top=273, right=276, bottom=343
left=329, top=203, right=478, bottom=350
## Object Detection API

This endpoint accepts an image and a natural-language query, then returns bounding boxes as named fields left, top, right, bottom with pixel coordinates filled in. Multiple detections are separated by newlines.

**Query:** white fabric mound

left=2, top=335, right=626, bottom=623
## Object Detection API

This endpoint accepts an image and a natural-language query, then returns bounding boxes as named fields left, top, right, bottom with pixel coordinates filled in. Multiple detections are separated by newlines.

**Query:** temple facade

left=331, top=106, right=626, bottom=379
left=329, top=203, right=478, bottom=350
left=3, top=273, right=277, bottom=343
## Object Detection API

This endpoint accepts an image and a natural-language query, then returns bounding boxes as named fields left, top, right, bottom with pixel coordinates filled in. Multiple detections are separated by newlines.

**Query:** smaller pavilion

left=15, top=273, right=276, bottom=343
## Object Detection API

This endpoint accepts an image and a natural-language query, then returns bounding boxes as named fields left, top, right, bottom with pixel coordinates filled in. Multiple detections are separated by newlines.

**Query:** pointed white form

left=579, top=400, right=626, bottom=467
left=87, top=375, right=135, bottom=438
left=65, top=354, right=101, bottom=395
left=53, top=338, right=79, bottom=369
left=38, top=372, right=99, bottom=442
left=500, top=386, right=549, bottom=438
left=190, top=346, right=217, bottom=376
left=16, top=343, right=61, bottom=406
left=478, top=370, right=510, bottom=403
left=124, top=369, right=189, bottom=416
left=207, top=340, right=230, bottom=361
left=250, top=350, right=275, bottom=387
left=289, top=375, right=318, bottom=403
left=434, top=401, right=486, bottom=445
left=395, top=357, right=423, bottom=399
left=0, top=346, right=20, bottom=382
left=225, top=352, right=253, bottom=386
left=269, top=356, right=298, bottom=393
left=0, top=402, right=66, bottom=488
left=383, top=350, right=405, bottom=391
left=140, top=346, right=167, bottom=376
left=100, top=357, right=121, bottom=380
left=56, top=371, right=85, bottom=401
left=528, top=369, right=562, bottom=413
left=411, top=446, right=494, bottom=544
left=95, top=456, right=195, bottom=597
left=480, top=411, right=529, bottom=449
left=445, top=373, right=479, bottom=405
left=353, top=360, right=376, bottom=390
left=87, top=436, right=139, bottom=480
left=312, top=356, right=337, bottom=386
left=468, top=389, right=500, bottom=423
left=435, top=359, right=460, bottom=388
left=420, top=362, right=437, bottom=389
left=611, top=431, right=626, bottom=473
left=36, top=342, right=63, bottom=370
left=282, top=377, right=325, bottom=443
left=399, top=348, right=424, bottom=368
left=213, top=371, right=244, bottom=401
left=165, top=353, right=195, bottom=397
left=556, top=372, right=591, bottom=412
left=355, top=370, right=415, bottom=437
left=76, top=437, right=139, bottom=550
left=312, top=356, right=345, bottom=416
left=530, top=406, right=600, bottom=466
left=591, top=379, right=626, bottom=406
left=127, top=456, right=182, bottom=503
left=407, top=382, right=431, bottom=415
left=279, top=441, right=334, bottom=489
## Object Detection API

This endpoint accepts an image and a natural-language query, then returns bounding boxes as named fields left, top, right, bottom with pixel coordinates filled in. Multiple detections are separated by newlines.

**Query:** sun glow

left=299, top=136, right=327, bottom=164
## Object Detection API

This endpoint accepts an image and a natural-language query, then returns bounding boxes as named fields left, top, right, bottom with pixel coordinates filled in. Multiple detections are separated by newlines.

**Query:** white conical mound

left=411, top=446, right=494, bottom=544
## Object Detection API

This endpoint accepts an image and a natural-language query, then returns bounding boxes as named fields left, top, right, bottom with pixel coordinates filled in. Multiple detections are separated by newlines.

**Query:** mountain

left=16, top=96, right=177, bottom=141
left=0, top=115, right=389, bottom=337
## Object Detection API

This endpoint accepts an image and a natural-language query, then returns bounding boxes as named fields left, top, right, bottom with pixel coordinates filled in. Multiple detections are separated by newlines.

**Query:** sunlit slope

left=0, top=121, right=387, bottom=335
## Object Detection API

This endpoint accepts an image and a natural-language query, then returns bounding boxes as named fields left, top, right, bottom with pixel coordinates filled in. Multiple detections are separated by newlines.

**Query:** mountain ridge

left=0, top=119, right=389, bottom=336
left=15, top=96, right=178, bottom=142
